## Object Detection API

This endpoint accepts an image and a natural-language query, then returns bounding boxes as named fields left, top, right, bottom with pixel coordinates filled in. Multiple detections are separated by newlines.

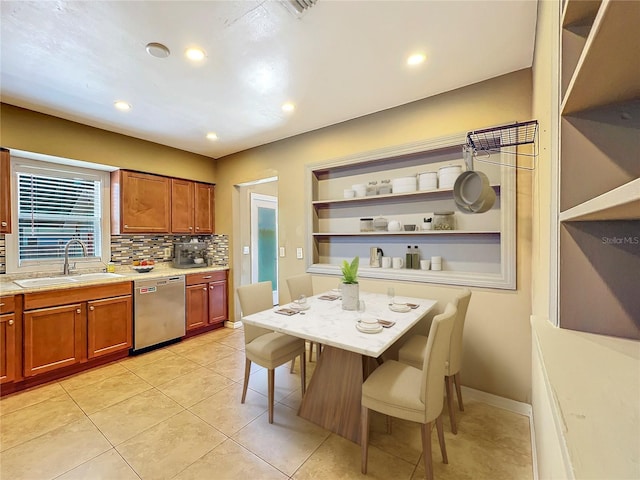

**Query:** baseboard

left=462, top=385, right=538, bottom=480
left=224, top=320, right=243, bottom=329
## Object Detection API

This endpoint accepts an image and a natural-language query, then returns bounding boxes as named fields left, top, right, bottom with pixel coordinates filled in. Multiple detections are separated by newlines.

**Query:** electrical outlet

left=163, top=247, right=171, bottom=258
left=243, top=246, right=250, bottom=255
left=279, top=247, right=286, bottom=257
left=296, top=247, right=303, bottom=259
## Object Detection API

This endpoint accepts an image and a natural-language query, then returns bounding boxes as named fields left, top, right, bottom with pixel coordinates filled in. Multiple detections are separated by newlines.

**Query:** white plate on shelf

left=389, top=303, right=411, bottom=313
left=356, top=322, right=383, bottom=334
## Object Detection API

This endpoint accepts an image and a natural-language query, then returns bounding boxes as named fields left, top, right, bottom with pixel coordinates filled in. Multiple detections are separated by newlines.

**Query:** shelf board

left=562, top=0, right=640, bottom=115
left=312, top=230, right=500, bottom=237
left=559, top=178, right=640, bottom=221
left=312, top=185, right=500, bottom=207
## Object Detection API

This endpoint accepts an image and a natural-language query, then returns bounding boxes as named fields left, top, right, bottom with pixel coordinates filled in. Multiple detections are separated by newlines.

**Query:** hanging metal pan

left=453, top=146, right=496, bottom=214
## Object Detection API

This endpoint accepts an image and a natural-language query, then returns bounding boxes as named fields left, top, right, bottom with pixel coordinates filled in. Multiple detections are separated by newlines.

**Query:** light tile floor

left=0, top=327, right=534, bottom=480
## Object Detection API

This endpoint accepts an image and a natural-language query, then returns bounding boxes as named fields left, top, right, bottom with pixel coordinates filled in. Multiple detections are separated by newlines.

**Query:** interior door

left=250, top=193, right=278, bottom=304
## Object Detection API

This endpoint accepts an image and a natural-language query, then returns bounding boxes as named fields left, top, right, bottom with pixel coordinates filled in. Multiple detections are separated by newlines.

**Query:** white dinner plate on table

left=389, top=303, right=411, bottom=313
left=356, top=322, right=383, bottom=334
left=289, top=303, right=310, bottom=311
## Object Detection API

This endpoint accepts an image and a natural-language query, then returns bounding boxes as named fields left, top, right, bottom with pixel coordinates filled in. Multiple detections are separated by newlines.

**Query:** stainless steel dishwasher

left=133, top=275, right=185, bottom=352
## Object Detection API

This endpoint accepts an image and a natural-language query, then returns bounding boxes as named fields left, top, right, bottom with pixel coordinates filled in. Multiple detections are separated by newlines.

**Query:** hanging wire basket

left=466, top=120, right=539, bottom=170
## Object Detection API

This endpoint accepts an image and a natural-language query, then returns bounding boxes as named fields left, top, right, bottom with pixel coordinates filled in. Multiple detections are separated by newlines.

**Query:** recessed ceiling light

left=407, top=53, right=426, bottom=66
left=282, top=102, right=295, bottom=113
left=185, top=47, right=206, bottom=61
left=146, top=42, right=170, bottom=58
left=206, top=132, right=218, bottom=141
left=114, top=101, right=131, bottom=111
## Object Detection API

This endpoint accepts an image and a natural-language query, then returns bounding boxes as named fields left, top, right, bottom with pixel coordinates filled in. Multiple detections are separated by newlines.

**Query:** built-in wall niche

left=559, top=221, right=640, bottom=340
left=305, top=133, right=516, bottom=290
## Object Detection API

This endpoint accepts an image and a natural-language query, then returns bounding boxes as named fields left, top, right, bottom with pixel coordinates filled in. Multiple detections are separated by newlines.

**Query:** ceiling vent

left=280, top=0, right=318, bottom=17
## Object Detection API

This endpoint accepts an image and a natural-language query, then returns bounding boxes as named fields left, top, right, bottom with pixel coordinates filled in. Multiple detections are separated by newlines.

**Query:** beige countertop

left=0, top=264, right=229, bottom=296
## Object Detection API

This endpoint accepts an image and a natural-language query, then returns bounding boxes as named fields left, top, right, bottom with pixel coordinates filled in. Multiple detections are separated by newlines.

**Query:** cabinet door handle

left=8, top=319, right=14, bottom=326
left=124, top=224, right=129, bottom=228
left=89, top=306, right=95, bottom=311
left=195, top=227, right=200, bottom=230
left=203, top=275, right=212, bottom=279
left=202, top=287, right=207, bottom=291
left=1, top=221, right=6, bottom=227
left=0, top=303, right=4, bottom=307
left=189, top=226, right=193, bottom=230
left=76, top=308, right=81, bottom=314
left=210, top=285, right=214, bottom=290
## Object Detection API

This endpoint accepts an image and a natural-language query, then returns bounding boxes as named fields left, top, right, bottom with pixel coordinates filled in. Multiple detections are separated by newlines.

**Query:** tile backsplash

left=0, top=233, right=229, bottom=274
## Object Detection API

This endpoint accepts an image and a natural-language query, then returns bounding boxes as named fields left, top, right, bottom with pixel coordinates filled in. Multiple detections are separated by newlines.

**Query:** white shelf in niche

left=312, top=185, right=501, bottom=206
left=559, top=178, right=640, bottom=222
left=312, top=231, right=500, bottom=237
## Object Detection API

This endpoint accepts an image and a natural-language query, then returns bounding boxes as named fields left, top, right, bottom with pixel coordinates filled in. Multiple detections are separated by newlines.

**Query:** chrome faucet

left=63, top=239, right=88, bottom=275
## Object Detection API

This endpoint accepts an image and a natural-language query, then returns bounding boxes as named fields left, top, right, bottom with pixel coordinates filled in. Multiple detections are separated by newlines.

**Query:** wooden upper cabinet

left=194, top=182, right=215, bottom=234
left=0, top=148, right=11, bottom=234
left=171, top=178, right=195, bottom=234
left=111, top=170, right=171, bottom=234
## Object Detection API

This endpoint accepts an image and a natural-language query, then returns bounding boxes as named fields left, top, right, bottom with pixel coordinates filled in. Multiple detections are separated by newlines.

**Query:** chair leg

left=445, top=375, right=457, bottom=434
left=316, top=343, right=322, bottom=362
left=360, top=406, right=370, bottom=474
left=421, top=422, right=434, bottom=480
left=241, top=358, right=251, bottom=403
left=309, top=342, right=314, bottom=362
left=454, top=372, right=464, bottom=411
left=300, top=351, right=307, bottom=395
left=268, top=368, right=275, bottom=424
left=436, top=414, right=448, bottom=464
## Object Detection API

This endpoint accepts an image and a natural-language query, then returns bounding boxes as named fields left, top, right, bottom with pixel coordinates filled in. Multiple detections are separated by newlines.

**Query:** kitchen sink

left=13, top=272, right=124, bottom=288
left=72, top=272, right=124, bottom=281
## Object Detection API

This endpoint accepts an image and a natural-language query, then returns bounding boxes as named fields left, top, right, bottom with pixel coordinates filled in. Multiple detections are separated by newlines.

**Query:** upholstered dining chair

left=361, top=303, right=457, bottom=480
left=237, top=281, right=306, bottom=424
left=285, top=273, right=321, bottom=363
left=397, top=289, right=472, bottom=434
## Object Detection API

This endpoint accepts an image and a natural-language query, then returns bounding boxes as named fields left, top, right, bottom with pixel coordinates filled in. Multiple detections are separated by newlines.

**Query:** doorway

left=250, top=193, right=278, bottom=304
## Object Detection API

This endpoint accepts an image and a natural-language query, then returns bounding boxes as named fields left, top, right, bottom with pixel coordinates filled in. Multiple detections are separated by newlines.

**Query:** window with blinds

left=15, top=163, right=104, bottom=265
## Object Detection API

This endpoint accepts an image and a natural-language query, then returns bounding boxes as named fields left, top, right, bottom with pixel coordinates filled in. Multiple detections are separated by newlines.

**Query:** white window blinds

left=17, top=167, right=102, bottom=264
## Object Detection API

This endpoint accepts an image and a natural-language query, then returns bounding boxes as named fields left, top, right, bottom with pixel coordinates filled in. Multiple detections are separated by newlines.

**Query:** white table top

left=241, top=291, right=436, bottom=358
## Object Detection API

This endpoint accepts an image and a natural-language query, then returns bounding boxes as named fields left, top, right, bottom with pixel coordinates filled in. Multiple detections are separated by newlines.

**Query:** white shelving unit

left=305, top=133, right=517, bottom=289
left=558, top=0, right=640, bottom=339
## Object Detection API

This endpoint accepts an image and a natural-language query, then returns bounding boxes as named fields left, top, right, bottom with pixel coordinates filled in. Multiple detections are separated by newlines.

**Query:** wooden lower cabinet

left=88, top=295, right=132, bottom=359
left=24, top=304, right=84, bottom=377
left=22, top=283, right=133, bottom=378
left=186, top=271, right=228, bottom=332
left=0, top=313, right=16, bottom=384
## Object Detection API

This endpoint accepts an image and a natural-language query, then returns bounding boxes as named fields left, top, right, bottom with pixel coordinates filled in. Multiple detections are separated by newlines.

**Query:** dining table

left=241, top=290, right=436, bottom=443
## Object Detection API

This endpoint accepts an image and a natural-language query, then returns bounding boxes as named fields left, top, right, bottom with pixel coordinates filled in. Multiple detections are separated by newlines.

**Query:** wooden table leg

left=298, top=345, right=366, bottom=444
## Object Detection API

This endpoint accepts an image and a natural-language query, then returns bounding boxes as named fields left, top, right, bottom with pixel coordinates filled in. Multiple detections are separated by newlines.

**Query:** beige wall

left=216, top=69, right=534, bottom=402
left=0, top=103, right=217, bottom=182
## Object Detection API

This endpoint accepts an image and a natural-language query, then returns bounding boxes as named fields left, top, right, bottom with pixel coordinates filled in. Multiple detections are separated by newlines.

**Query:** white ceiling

left=0, top=1, right=538, bottom=159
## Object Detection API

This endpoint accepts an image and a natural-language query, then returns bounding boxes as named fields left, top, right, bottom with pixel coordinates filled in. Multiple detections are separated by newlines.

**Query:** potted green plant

left=340, top=256, right=359, bottom=310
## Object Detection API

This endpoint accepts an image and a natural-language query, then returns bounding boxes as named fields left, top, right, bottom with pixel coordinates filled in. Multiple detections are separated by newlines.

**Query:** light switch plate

left=279, top=247, right=286, bottom=257
left=296, top=247, right=303, bottom=259
left=243, top=246, right=250, bottom=255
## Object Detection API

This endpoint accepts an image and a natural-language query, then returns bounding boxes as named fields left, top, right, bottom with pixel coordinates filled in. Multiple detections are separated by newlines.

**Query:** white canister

left=343, top=189, right=355, bottom=199
left=438, top=165, right=462, bottom=189
left=431, top=256, right=442, bottom=271
left=351, top=183, right=366, bottom=197
left=418, top=172, right=438, bottom=191
left=420, top=259, right=430, bottom=270
left=391, top=176, right=417, bottom=194
left=381, top=256, right=392, bottom=268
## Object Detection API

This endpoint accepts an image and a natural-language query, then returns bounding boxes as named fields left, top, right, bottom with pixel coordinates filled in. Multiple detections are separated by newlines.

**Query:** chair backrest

left=447, top=289, right=472, bottom=375
left=237, top=281, right=274, bottom=344
left=286, top=274, right=313, bottom=301
left=420, top=303, right=457, bottom=422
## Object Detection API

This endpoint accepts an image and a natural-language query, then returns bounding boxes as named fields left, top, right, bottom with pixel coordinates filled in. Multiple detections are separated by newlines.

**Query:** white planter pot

left=341, top=283, right=359, bottom=311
